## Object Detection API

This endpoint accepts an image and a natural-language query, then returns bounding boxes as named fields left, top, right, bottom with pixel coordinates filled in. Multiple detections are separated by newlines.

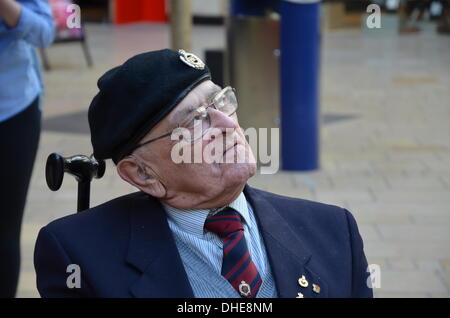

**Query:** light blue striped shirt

left=0, top=0, right=54, bottom=122
left=162, top=192, right=278, bottom=298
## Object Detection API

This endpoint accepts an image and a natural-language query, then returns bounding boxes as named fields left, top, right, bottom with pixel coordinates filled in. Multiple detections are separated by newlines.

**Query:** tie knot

left=204, top=208, right=243, bottom=238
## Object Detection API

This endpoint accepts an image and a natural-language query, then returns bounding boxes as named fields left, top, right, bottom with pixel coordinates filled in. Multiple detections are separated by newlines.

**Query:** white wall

left=192, top=0, right=226, bottom=17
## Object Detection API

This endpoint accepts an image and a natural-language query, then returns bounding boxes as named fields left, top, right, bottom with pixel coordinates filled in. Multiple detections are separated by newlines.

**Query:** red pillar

left=114, top=0, right=167, bottom=24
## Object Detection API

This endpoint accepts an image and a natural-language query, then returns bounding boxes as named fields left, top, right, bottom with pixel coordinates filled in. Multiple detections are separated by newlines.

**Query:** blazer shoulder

left=246, top=186, right=355, bottom=241
left=43, top=191, right=148, bottom=237
left=249, top=186, right=348, bottom=218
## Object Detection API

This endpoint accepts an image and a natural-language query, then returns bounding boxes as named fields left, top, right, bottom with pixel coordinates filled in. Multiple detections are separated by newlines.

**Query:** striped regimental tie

left=204, top=208, right=262, bottom=298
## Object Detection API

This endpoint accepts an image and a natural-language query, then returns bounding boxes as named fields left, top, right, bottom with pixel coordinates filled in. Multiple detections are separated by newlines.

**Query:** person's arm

left=344, top=209, right=374, bottom=298
left=0, top=0, right=21, bottom=27
left=34, top=226, right=88, bottom=298
left=0, top=0, right=55, bottom=48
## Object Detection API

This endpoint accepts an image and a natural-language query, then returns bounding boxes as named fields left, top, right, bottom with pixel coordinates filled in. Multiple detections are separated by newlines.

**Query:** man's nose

left=208, top=108, right=239, bottom=131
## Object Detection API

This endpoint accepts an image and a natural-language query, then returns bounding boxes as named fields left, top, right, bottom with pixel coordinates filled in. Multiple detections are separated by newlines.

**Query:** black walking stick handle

left=45, top=153, right=105, bottom=212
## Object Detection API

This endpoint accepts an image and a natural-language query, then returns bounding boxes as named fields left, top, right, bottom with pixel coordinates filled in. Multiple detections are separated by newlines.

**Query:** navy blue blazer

left=34, top=185, right=373, bottom=298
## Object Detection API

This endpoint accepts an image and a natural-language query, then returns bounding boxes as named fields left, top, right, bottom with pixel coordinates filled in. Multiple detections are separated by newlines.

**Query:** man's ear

left=116, top=157, right=167, bottom=198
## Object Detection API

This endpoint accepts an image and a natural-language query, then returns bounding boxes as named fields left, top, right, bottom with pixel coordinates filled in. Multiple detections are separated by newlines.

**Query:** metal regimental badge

left=238, top=281, right=251, bottom=297
left=298, top=275, right=309, bottom=288
left=179, top=49, right=205, bottom=70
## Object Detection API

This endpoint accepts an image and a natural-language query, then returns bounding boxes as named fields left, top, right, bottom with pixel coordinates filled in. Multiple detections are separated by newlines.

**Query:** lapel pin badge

left=298, top=275, right=309, bottom=288
left=312, top=283, right=321, bottom=294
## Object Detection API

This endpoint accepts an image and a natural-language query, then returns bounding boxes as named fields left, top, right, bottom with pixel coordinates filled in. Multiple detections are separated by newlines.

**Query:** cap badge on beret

left=179, top=49, right=205, bottom=70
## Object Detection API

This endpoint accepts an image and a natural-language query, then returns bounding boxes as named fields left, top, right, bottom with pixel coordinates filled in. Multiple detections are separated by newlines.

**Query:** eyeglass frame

left=129, top=86, right=238, bottom=153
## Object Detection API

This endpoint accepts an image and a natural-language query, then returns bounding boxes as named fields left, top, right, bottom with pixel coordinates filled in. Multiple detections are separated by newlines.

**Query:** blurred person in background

left=0, top=0, right=54, bottom=297
left=398, top=0, right=450, bottom=34
left=436, top=0, right=450, bottom=33
left=398, top=0, right=431, bottom=33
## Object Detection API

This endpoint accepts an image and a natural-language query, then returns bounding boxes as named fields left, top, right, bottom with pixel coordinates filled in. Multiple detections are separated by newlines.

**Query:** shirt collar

left=162, top=192, right=251, bottom=238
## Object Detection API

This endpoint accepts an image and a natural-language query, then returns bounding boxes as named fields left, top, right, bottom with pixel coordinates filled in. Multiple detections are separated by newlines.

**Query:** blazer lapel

left=244, top=185, right=328, bottom=298
left=125, top=193, right=194, bottom=298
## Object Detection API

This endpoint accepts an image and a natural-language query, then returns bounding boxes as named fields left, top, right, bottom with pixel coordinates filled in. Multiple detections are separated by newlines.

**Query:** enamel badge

left=179, top=49, right=205, bottom=70
left=312, top=283, right=321, bottom=294
left=238, top=281, right=251, bottom=297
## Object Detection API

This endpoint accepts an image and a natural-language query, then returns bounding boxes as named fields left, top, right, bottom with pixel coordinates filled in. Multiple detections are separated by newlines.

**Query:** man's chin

left=221, top=162, right=256, bottom=186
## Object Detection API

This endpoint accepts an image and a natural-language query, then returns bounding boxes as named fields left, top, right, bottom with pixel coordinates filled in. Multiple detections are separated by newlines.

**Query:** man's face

left=126, top=80, right=256, bottom=208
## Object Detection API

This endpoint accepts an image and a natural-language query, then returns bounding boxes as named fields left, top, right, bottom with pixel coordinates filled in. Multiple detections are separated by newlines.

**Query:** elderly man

left=34, top=49, right=373, bottom=298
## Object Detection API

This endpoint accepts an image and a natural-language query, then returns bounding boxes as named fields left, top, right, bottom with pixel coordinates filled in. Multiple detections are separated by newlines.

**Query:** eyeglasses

left=131, top=86, right=238, bottom=151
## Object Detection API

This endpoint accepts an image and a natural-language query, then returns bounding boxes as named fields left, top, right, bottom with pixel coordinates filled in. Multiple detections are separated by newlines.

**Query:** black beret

left=88, top=48, right=211, bottom=164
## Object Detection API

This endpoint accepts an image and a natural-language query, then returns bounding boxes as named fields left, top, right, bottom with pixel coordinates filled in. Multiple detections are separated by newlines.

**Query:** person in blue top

left=0, top=0, right=54, bottom=297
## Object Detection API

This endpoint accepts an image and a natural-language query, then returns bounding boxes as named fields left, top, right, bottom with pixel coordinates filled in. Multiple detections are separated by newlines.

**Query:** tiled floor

left=16, top=21, right=450, bottom=297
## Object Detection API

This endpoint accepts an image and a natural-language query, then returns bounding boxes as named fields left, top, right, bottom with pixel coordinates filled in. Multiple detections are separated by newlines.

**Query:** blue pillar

left=280, top=0, right=321, bottom=171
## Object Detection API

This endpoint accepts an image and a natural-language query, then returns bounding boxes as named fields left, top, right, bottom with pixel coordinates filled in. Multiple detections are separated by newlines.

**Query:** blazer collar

left=125, top=193, right=194, bottom=298
left=243, top=185, right=328, bottom=298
